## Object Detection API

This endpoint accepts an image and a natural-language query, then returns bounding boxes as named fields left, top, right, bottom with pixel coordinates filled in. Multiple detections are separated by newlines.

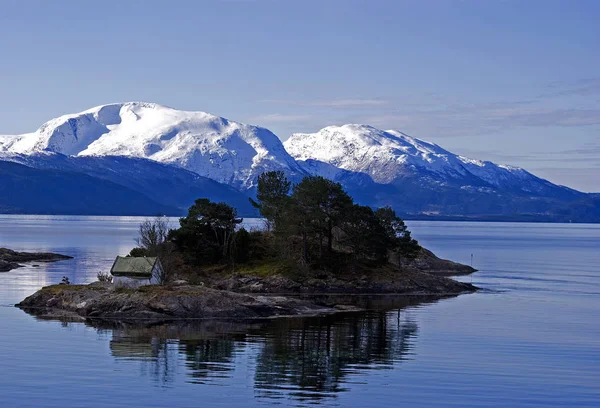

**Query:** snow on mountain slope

left=284, top=124, right=564, bottom=195
left=1, top=106, right=591, bottom=219
left=2, top=102, right=304, bottom=189
left=0, top=134, right=27, bottom=151
left=0, top=105, right=579, bottom=201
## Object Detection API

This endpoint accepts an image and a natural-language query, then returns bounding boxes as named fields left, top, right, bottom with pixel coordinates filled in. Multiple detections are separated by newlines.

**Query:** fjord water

left=0, top=216, right=598, bottom=407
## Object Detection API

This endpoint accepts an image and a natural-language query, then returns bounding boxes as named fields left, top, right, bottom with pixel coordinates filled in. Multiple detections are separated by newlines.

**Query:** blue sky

left=0, top=0, right=598, bottom=191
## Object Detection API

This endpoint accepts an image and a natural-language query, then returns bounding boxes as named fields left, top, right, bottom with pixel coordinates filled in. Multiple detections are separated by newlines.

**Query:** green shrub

left=128, top=247, right=149, bottom=257
left=97, top=271, right=113, bottom=283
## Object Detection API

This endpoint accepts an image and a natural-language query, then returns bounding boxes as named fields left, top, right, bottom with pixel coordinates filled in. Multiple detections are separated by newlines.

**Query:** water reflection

left=253, top=310, right=418, bottom=402
left=29, top=296, right=443, bottom=402
left=100, top=320, right=254, bottom=387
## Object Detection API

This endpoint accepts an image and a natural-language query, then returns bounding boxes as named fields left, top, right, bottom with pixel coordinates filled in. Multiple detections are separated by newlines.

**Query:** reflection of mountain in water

left=55, top=296, right=444, bottom=401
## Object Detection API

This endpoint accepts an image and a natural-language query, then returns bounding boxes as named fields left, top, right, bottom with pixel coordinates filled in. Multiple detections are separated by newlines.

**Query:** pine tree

left=375, top=206, right=420, bottom=258
left=170, top=198, right=242, bottom=263
left=250, top=171, right=291, bottom=231
left=291, top=176, right=353, bottom=259
left=340, top=204, right=390, bottom=263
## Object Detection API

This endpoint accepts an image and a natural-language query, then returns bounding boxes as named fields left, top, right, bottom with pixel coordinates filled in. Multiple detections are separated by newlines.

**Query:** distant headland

left=0, top=248, right=72, bottom=272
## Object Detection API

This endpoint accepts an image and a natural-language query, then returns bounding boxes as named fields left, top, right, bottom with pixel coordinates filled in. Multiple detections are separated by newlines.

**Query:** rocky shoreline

left=393, top=247, right=476, bottom=276
left=0, top=248, right=73, bottom=272
left=17, top=263, right=477, bottom=321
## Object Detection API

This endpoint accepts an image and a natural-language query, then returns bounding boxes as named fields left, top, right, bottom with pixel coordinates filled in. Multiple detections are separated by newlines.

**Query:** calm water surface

left=0, top=216, right=598, bottom=407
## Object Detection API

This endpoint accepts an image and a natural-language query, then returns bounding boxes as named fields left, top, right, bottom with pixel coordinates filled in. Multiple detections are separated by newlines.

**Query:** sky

left=0, top=0, right=598, bottom=191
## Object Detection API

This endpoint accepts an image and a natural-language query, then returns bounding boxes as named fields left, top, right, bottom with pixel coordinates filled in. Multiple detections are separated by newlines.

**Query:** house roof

left=110, top=256, right=158, bottom=277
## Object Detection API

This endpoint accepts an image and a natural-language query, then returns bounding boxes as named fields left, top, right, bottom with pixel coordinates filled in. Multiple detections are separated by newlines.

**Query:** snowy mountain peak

left=7, top=102, right=162, bottom=155
left=0, top=105, right=578, bottom=204
left=1, top=102, right=303, bottom=189
left=284, top=124, right=549, bottom=191
left=0, top=106, right=586, bottom=218
left=284, top=124, right=460, bottom=184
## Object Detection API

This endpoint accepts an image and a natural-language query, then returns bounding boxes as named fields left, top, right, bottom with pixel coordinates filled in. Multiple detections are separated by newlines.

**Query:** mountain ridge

left=1, top=102, right=305, bottom=190
left=0, top=102, right=595, bottom=221
left=284, top=124, right=574, bottom=195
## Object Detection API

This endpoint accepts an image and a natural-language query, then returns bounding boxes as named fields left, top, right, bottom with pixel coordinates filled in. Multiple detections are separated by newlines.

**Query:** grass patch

left=40, top=284, right=89, bottom=294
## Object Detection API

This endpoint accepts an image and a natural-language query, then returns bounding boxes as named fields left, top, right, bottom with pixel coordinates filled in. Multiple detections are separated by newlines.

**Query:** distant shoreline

left=0, top=248, right=73, bottom=272
left=0, top=213, right=598, bottom=224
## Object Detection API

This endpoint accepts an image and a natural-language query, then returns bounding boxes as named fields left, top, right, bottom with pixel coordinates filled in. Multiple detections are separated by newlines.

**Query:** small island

left=17, top=172, right=477, bottom=321
left=0, top=248, right=73, bottom=272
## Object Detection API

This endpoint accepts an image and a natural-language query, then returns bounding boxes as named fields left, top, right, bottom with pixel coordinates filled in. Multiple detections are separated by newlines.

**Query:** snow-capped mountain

left=1, top=102, right=304, bottom=189
left=1, top=103, right=594, bottom=220
left=284, top=124, right=574, bottom=198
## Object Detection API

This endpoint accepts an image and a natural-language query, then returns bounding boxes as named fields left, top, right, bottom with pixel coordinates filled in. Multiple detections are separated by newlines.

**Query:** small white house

left=110, top=256, right=163, bottom=288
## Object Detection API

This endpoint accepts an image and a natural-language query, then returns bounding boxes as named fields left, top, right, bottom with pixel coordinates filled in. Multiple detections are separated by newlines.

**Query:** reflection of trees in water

left=180, top=339, right=237, bottom=384
left=82, top=296, right=441, bottom=400
left=106, top=321, right=254, bottom=387
left=253, top=310, right=418, bottom=402
left=110, top=332, right=179, bottom=387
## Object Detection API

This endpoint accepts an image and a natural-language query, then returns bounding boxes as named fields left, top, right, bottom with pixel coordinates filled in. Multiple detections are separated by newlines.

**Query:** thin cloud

left=485, top=107, right=600, bottom=127
left=249, top=113, right=313, bottom=123
left=540, top=77, right=600, bottom=98
left=257, top=78, right=600, bottom=142
left=362, top=105, right=600, bottom=139
left=306, top=99, right=389, bottom=108
left=562, top=144, right=600, bottom=155
left=257, top=98, right=389, bottom=108
left=456, top=148, right=600, bottom=164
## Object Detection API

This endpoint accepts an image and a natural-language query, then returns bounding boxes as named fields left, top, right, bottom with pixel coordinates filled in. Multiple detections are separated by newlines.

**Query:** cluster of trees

left=130, top=199, right=249, bottom=268
left=131, top=171, right=420, bottom=281
left=250, top=171, right=420, bottom=266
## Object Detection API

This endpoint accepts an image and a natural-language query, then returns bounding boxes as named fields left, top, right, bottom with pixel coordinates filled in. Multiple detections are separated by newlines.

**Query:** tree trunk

left=327, top=219, right=333, bottom=253
left=302, top=232, right=308, bottom=264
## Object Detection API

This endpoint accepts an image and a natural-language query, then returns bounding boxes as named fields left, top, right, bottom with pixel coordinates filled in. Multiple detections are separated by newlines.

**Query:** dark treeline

left=248, top=171, right=420, bottom=266
left=132, top=171, right=420, bottom=280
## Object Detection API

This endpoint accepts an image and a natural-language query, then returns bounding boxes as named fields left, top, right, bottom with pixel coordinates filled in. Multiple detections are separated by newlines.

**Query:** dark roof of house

left=110, top=256, right=159, bottom=277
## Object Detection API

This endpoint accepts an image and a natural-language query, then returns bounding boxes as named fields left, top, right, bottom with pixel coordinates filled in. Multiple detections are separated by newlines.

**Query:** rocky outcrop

left=0, top=248, right=73, bottom=272
left=16, top=250, right=478, bottom=321
left=210, top=264, right=476, bottom=294
left=17, top=266, right=477, bottom=321
left=393, top=248, right=476, bottom=276
left=16, top=282, right=340, bottom=321
left=0, top=259, right=21, bottom=272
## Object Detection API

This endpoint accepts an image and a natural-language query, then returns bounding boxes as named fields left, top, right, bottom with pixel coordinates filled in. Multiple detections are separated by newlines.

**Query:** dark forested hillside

left=2, top=154, right=256, bottom=215
left=0, top=161, right=178, bottom=215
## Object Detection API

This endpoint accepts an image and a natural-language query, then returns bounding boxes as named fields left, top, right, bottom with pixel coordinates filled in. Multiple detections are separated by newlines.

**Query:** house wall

left=113, top=276, right=153, bottom=288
